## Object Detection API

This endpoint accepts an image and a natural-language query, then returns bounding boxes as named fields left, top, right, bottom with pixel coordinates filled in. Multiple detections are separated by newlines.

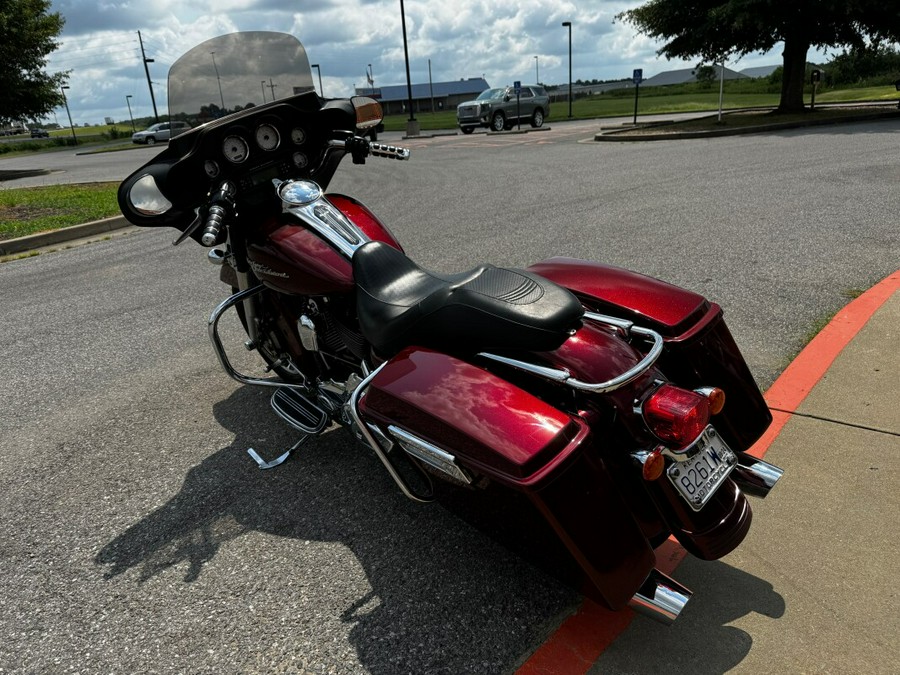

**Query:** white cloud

left=43, top=0, right=784, bottom=126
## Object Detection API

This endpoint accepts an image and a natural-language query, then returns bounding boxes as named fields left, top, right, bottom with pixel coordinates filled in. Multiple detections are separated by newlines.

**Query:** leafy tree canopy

left=617, top=0, right=900, bottom=112
left=0, top=0, right=66, bottom=125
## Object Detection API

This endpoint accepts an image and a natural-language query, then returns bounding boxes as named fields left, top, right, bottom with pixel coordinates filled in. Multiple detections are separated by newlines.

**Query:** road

left=1, top=117, right=898, bottom=673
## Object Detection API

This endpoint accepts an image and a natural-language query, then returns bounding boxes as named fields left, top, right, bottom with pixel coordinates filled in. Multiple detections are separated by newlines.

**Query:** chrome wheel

left=490, top=112, right=505, bottom=132
left=531, top=109, right=544, bottom=128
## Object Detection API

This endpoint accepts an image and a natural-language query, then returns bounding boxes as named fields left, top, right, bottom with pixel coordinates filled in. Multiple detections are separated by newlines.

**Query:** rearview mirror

left=351, top=96, right=383, bottom=130
left=128, top=174, right=172, bottom=215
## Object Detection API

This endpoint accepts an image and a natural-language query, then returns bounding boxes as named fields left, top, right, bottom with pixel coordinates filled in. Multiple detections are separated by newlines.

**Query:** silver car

left=457, top=85, right=550, bottom=134
left=131, top=121, right=191, bottom=145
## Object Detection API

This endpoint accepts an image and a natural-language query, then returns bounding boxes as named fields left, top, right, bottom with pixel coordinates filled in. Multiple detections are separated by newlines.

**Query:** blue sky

left=45, top=1, right=786, bottom=126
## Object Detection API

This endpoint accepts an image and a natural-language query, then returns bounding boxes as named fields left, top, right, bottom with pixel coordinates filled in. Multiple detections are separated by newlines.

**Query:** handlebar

left=327, top=136, right=410, bottom=163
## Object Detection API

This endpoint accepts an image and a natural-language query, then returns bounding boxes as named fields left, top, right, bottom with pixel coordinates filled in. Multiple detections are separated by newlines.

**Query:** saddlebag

left=528, top=258, right=772, bottom=454
left=358, top=347, right=656, bottom=611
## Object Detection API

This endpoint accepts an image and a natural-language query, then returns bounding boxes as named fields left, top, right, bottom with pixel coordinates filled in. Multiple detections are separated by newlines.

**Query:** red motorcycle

left=118, top=31, right=782, bottom=624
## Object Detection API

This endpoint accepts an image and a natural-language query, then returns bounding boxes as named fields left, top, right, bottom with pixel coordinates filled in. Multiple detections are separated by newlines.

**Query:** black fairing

left=353, top=241, right=584, bottom=356
left=117, top=91, right=356, bottom=235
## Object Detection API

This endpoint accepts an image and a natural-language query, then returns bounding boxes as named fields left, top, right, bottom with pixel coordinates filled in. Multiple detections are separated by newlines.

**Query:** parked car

left=131, top=121, right=191, bottom=145
left=456, top=85, right=550, bottom=134
left=30, top=128, right=50, bottom=138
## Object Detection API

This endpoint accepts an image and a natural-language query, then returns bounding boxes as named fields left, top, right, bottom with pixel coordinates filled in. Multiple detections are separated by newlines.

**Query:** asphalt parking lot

left=1, top=118, right=898, bottom=673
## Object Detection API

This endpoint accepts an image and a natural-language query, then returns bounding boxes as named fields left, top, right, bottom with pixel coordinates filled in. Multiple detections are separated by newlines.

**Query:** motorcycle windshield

left=167, top=32, right=316, bottom=126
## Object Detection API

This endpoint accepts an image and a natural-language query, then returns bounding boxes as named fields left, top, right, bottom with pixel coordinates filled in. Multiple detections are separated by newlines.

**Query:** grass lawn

left=382, top=84, right=899, bottom=132
left=0, top=182, right=120, bottom=241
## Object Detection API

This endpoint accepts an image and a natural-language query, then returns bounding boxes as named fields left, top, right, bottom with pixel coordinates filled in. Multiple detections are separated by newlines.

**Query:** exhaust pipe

left=629, top=568, right=692, bottom=625
left=731, top=456, right=784, bottom=498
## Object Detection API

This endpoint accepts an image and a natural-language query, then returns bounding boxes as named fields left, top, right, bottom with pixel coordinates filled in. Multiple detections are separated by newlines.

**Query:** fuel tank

left=246, top=194, right=402, bottom=296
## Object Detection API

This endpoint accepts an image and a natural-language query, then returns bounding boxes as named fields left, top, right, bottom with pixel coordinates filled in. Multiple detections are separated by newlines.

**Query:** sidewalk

left=520, top=271, right=900, bottom=674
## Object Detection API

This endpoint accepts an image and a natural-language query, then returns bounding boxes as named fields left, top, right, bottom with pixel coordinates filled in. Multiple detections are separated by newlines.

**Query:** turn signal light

left=643, top=384, right=710, bottom=448
left=696, top=386, right=726, bottom=415
left=642, top=449, right=666, bottom=481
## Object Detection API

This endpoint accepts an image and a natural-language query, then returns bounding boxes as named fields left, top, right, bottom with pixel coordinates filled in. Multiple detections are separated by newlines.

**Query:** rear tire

left=460, top=126, right=474, bottom=135
left=530, top=109, right=545, bottom=128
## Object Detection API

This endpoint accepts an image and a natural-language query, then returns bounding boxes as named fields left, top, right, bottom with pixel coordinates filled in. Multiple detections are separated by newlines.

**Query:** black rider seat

left=352, top=241, right=584, bottom=356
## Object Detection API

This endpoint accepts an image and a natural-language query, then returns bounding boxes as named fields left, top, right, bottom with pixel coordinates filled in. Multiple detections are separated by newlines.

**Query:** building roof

left=357, top=78, right=490, bottom=102
left=739, top=65, right=780, bottom=79
left=641, top=66, right=748, bottom=87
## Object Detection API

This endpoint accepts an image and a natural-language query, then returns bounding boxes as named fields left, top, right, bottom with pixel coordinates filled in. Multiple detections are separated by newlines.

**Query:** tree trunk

left=777, top=36, right=810, bottom=113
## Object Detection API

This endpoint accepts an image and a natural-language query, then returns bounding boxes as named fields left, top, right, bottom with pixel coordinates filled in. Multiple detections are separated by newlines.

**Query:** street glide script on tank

left=118, top=31, right=782, bottom=623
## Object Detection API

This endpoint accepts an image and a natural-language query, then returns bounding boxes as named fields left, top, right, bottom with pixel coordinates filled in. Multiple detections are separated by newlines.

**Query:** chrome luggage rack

left=478, top=311, right=664, bottom=394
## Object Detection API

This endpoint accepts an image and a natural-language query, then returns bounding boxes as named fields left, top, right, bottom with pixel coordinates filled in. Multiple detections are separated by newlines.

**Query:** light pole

left=261, top=80, right=267, bottom=103
left=311, top=64, right=324, bottom=97
left=211, top=51, right=225, bottom=112
left=428, top=58, right=435, bottom=113
left=367, top=63, right=374, bottom=95
left=562, top=21, right=572, bottom=118
left=534, top=55, right=539, bottom=84
left=400, top=0, right=418, bottom=135
left=60, top=85, right=77, bottom=145
left=125, top=94, right=135, bottom=132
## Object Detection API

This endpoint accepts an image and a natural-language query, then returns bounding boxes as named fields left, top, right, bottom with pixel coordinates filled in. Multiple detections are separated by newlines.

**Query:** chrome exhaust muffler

left=731, top=456, right=784, bottom=498
left=629, top=568, right=692, bottom=624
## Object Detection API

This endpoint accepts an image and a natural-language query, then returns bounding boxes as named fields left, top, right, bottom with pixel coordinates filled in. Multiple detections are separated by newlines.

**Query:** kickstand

left=247, top=435, right=311, bottom=470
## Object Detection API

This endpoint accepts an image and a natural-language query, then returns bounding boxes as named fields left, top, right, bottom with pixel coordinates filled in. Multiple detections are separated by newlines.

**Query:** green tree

left=617, top=0, right=900, bottom=113
left=693, top=64, right=717, bottom=87
left=0, top=0, right=66, bottom=125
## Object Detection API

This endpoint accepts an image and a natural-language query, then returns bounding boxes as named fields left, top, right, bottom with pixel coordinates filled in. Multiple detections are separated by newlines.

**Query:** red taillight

left=643, top=384, right=710, bottom=448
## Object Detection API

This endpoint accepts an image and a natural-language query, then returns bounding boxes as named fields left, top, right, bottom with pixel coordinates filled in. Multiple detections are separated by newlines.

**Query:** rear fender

left=530, top=258, right=772, bottom=452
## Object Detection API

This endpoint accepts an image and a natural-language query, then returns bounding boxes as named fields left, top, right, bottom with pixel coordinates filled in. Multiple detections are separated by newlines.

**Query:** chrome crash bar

left=478, top=312, right=664, bottom=394
left=208, top=286, right=308, bottom=392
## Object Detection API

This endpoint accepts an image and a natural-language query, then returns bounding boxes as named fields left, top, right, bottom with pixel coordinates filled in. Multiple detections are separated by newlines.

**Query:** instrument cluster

left=193, top=112, right=319, bottom=191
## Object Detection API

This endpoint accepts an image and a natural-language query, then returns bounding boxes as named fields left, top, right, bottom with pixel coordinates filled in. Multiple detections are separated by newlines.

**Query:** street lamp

left=534, top=55, right=539, bottom=84
left=211, top=51, right=225, bottom=112
left=311, top=63, right=324, bottom=97
left=367, top=63, right=374, bottom=95
left=562, top=21, right=572, bottom=118
left=60, top=85, right=77, bottom=145
left=125, top=94, right=135, bottom=132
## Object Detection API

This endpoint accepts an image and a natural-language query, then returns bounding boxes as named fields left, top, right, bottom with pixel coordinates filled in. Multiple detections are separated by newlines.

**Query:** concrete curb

left=0, top=215, right=132, bottom=255
left=595, top=109, right=900, bottom=142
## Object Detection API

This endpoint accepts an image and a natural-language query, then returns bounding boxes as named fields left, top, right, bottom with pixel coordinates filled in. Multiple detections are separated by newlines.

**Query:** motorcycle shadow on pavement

left=94, top=384, right=785, bottom=672
left=594, top=558, right=786, bottom=673
left=94, top=385, right=578, bottom=673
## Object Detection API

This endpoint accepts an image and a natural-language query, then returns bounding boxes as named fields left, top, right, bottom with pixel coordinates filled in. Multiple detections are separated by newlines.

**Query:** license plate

left=666, top=426, right=737, bottom=511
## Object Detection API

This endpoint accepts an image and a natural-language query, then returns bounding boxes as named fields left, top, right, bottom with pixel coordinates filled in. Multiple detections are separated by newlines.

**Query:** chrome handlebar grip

left=369, top=142, right=411, bottom=160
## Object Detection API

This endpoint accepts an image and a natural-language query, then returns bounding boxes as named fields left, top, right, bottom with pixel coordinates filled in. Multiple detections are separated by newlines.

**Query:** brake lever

left=172, top=209, right=202, bottom=246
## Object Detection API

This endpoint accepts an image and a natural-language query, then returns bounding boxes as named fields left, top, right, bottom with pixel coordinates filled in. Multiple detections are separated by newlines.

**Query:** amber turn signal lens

left=695, top=386, right=726, bottom=415
left=642, top=449, right=666, bottom=481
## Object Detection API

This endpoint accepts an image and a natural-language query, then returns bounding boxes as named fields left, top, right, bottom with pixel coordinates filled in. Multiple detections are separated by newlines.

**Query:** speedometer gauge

left=222, top=135, right=249, bottom=163
left=290, top=127, right=306, bottom=145
left=255, top=124, right=280, bottom=151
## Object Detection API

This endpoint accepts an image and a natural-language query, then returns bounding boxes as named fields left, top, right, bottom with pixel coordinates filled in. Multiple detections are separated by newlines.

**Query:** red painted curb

left=517, top=270, right=900, bottom=675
